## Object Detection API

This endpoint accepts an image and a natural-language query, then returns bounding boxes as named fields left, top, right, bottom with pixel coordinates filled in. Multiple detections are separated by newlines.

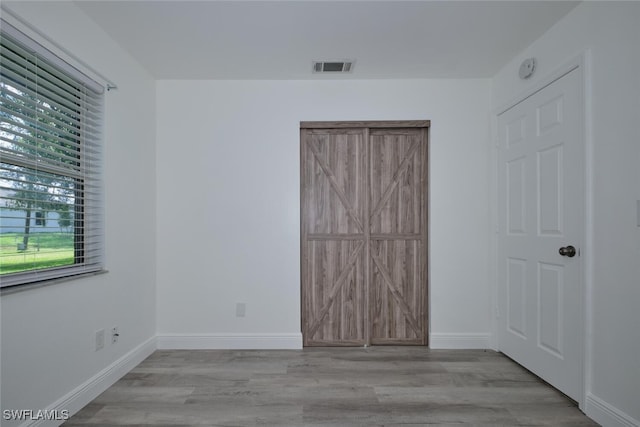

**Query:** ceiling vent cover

left=313, top=60, right=355, bottom=73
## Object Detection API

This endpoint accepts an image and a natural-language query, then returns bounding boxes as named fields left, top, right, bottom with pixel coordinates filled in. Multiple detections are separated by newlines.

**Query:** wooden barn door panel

left=304, top=240, right=365, bottom=345
left=369, top=129, right=427, bottom=345
left=303, top=129, right=366, bottom=235
left=370, top=240, right=423, bottom=344
left=369, top=129, right=424, bottom=235
left=301, top=129, right=366, bottom=346
left=301, top=122, right=428, bottom=346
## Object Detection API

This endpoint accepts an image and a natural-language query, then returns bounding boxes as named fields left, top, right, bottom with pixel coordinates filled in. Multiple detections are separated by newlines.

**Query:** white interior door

left=498, top=66, right=584, bottom=402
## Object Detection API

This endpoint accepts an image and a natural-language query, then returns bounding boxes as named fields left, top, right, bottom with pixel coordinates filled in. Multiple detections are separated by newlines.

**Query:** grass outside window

left=0, top=232, right=74, bottom=275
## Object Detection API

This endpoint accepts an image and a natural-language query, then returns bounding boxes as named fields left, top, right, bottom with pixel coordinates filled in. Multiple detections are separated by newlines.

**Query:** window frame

left=0, top=19, right=105, bottom=291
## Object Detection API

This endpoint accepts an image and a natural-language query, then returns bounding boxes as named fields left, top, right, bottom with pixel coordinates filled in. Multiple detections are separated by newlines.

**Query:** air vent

left=312, top=60, right=355, bottom=73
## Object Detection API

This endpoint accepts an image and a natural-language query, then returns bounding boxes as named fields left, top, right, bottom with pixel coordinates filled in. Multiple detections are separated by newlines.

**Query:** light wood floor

left=64, top=347, right=598, bottom=426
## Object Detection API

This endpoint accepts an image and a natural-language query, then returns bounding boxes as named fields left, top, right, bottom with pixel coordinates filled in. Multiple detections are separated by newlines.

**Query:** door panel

left=369, top=128, right=427, bottom=345
left=304, top=239, right=365, bottom=345
left=498, top=67, right=584, bottom=401
left=304, top=130, right=365, bottom=235
left=370, top=239, right=423, bottom=344
left=538, top=145, right=564, bottom=236
left=538, top=262, right=564, bottom=357
left=507, top=157, right=527, bottom=235
left=302, top=129, right=366, bottom=346
left=507, top=257, right=527, bottom=338
left=370, top=130, right=423, bottom=235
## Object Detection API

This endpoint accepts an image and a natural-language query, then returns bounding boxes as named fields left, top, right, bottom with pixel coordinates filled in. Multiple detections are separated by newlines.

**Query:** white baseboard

left=20, top=336, right=157, bottom=427
left=429, top=332, right=492, bottom=349
left=585, top=393, right=640, bottom=427
left=157, top=333, right=303, bottom=350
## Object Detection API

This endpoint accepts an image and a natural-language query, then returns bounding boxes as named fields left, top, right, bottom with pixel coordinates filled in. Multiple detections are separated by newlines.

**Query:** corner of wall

left=25, top=338, right=157, bottom=427
left=585, top=394, right=640, bottom=427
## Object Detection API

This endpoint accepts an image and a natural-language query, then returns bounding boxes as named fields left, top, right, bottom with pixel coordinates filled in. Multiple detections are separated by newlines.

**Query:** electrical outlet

left=95, top=329, right=105, bottom=351
left=236, top=303, right=246, bottom=318
left=111, top=326, right=119, bottom=344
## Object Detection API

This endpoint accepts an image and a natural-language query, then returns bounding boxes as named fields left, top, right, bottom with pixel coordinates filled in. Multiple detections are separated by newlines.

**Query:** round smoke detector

left=519, top=58, right=536, bottom=79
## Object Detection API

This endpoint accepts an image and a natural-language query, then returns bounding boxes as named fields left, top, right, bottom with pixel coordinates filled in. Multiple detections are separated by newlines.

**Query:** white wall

left=492, top=2, right=640, bottom=425
left=0, top=2, right=157, bottom=425
left=156, top=79, right=493, bottom=348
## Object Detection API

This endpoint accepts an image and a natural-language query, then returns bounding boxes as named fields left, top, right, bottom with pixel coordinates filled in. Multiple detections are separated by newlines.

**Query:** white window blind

left=0, top=21, right=104, bottom=289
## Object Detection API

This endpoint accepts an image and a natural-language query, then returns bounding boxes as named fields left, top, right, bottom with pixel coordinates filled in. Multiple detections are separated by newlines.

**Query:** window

left=0, top=21, right=104, bottom=289
left=35, top=211, right=45, bottom=226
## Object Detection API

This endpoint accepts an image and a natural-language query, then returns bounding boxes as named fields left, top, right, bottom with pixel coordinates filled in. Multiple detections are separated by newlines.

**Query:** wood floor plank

left=64, top=348, right=598, bottom=426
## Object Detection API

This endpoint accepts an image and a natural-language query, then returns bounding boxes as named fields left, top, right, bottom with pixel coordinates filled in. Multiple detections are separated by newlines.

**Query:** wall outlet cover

left=95, top=329, right=105, bottom=351
left=236, top=303, right=246, bottom=318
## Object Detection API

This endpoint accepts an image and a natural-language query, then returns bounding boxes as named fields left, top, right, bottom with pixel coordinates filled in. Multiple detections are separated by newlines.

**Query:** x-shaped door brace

left=307, top=140, right=364, bottom=233
left=369, top=249, right=421, bottom=335
left=308, top=137, right=420, bottom=229
left=368, top=139, right=420, bottom=223
left=306, top=241, right=421, bottom=339
left=306, top=240, right=364, bottom=339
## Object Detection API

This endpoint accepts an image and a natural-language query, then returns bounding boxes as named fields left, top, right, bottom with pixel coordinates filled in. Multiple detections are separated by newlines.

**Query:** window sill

left=0, top=269, right=109, bottom=296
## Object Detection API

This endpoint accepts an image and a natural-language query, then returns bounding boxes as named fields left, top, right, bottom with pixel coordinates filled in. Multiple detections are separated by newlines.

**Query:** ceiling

left=74, top=1, right=579, bottom=80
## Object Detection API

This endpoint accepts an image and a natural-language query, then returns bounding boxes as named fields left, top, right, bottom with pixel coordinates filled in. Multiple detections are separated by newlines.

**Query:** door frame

left=299, top=120, right=431, bottom=347
left=492, top=52, right=592, bottom=409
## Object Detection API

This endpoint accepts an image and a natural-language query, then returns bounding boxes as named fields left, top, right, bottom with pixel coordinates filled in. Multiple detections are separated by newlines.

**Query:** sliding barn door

left=301, top=122, right=428, bottom=346
left=369, top=128, right=427, bottom=345
left=301, top=128, right=367, bottom=345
